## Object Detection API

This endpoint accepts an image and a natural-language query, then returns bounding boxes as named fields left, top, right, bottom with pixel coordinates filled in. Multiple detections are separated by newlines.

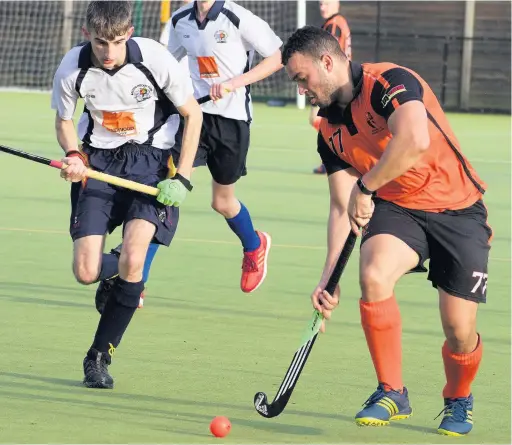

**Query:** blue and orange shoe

left=436, top=394, right=473, bottom=436
left=355, top=384, right=413, bottom=426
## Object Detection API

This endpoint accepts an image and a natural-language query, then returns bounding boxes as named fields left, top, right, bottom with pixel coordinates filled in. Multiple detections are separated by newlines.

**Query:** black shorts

left=171, top=113, right=250, bottom=185
left=361, top=198, right=492, bottom=303
left=70, top=143, right=179, bottom=246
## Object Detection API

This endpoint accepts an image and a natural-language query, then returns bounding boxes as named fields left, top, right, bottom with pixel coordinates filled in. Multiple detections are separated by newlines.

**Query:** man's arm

left=155, top=91, right=201, bottom=206
left=362, top=68, right=430, bottom=192
left=55, top=114, right=80, bottom=154
left=362, top=101, right=430, bottom=192
left=320, top=168, right=359, bottom=286
left=51, top=64, right=79, bottom=154
left=155, top=42, right=201, bottom=180
left=51, top=60, right=88, bottom=182
left=210, top=7, right=282, bottom=99
left=174, top=96, right=202, bottom=180
left=315, top=131, right=358, bottom=286
left=238, top=7, right=283, bottom=83
left=230, top=49, right=282, bottom=90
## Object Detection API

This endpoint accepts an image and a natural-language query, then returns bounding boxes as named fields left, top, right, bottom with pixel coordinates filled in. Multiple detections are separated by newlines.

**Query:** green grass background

left=0, top=92, right=510, bottom=443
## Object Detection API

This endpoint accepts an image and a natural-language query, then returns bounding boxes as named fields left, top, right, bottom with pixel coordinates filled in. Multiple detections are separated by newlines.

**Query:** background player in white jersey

left=163, top=0, right=283, bottom=294
left=160, top=0, right=192, bottom=72
left=51, top=0, right=202, bottom=389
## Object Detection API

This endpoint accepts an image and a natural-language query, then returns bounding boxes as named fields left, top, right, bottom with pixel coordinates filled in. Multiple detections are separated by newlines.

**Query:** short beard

left=316, top=81, right=339, bottom=108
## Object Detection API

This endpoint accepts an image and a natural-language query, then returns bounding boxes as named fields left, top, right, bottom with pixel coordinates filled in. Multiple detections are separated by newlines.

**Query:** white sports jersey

left=168, top=0, right=282, bottom=122
left=160, top=19, right=190, bottom=75
left=51, top=37, right=193, bottom=150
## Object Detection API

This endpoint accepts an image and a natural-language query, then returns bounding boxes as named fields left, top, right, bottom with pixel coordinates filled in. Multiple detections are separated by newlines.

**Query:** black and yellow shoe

left=355, top=384, right=413, bottom=426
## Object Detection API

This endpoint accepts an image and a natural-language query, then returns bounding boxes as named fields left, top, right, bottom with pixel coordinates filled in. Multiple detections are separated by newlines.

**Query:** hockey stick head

left=252, top=232, right=358, bottom=419
left=254, top=389, right=292, bottom=419
left=253, top=332, right=319, bottom=419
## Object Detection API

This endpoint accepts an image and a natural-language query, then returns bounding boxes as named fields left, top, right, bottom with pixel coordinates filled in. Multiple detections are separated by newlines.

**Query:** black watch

left=357, top=177, right=375, bottom=196
left=173, top=173, right=193, bottom=192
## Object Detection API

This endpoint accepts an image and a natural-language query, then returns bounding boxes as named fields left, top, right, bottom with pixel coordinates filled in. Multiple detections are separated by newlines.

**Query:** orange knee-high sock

left=442, top=335, right=483, bottom=399
left=360, top=296, right=403, bottom=392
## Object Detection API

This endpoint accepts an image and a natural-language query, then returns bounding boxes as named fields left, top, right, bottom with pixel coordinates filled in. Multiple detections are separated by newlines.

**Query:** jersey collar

left=318, top=61, right=363, bottom=124
left=190, top=1, right=225, bottom=29
left=78, top=39, right=143, bottom=72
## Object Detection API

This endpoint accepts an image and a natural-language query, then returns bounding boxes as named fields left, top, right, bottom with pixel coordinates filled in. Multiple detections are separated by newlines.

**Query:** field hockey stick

left=253, top=231, right=358, bottom=418
left=0, top=93, right=219, bottom=195
left=0, top=143, right=161, bottom=196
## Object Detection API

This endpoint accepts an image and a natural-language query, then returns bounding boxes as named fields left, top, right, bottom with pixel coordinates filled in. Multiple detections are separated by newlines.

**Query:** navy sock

left=91, top=278, right=143, bottom=354
left=97, top=253, right=119, bottom=282
left=142, top=243, right=160, bottom=283
left=225, top=202, right=260, bottom=252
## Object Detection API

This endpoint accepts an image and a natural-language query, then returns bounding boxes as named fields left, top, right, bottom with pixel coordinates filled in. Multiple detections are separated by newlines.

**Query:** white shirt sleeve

left=238, top=8, right=282, bottom=58
left=167, top=20, right=187, bottom=62
left=154, top=47, right=194, bottom=108
left=159, top=20, right=172, bottom=46
left=51, top=56, right=79, bottom=120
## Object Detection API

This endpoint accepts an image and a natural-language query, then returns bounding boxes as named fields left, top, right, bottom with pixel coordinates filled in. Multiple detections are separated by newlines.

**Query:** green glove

left=156, top=174, right=193, bottom=207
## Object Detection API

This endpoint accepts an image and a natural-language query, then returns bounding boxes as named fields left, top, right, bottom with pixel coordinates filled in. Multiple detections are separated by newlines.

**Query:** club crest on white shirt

left=131, top=84, right=153, bottom=102
left=214, top=30, right=228, bottom=43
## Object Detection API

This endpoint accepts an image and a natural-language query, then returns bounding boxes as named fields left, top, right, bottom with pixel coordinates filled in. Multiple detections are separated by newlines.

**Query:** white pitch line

left=0, top=226, right=510, bottom=261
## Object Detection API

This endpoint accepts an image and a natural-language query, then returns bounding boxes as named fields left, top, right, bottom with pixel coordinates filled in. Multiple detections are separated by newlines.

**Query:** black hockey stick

left=253, top=231, right=358, bottom=418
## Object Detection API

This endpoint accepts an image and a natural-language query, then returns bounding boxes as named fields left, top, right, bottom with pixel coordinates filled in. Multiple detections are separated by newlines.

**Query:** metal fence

left=0, top=1, right=510, bottom=113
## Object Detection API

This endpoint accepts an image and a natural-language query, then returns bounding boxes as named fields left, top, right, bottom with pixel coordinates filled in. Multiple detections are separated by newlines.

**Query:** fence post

left=374, top=1, right=382, bottom=62
left=460, top=0, right=476, bottom=110
left=296, top=0, right=306, bottom=109
left=61, top=0, right=74, bottom=56
left=441, top=39, right=449, bottom=107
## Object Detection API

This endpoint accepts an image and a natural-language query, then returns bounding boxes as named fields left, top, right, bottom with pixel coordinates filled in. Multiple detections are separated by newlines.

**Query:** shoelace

left=362, top=386, right=387, bottom=407
left=435, top=398, right=471, bottom=422
left=362, top=384, right=402, bottom=407
left=242, top=253, right=258, bottom=272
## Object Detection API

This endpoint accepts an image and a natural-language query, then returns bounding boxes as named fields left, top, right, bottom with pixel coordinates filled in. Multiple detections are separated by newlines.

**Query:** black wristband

left=173, top=172, right=193, bottom=192
left=357, top=177, right=375, bottom=196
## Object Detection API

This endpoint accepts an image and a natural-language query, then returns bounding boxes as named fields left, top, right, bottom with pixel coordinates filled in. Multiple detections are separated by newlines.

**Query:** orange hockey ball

left=210, top=416, right=231, bottom=438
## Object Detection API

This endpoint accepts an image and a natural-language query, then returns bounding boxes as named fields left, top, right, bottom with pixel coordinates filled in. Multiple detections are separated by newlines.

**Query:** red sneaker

left=138, top=291, right=145, bottom=309
left=241, top=231, right=271, bottom=293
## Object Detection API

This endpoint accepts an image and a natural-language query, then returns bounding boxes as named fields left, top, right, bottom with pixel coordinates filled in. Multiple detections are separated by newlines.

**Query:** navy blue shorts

left=170, top=113, right=250, bottom=185
left=70, top=143, right=179, bottom=246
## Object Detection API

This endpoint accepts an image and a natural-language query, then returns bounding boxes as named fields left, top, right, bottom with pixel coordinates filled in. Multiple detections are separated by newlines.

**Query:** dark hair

left=282, top=26, right=346, bottom=66
left=86, top=1, right=132, bottom=40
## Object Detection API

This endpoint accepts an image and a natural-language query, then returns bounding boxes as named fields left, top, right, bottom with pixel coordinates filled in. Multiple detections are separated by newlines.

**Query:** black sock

left=91, top=278, right=144, bottom=357
left=97, top=253, right=119, bottom=282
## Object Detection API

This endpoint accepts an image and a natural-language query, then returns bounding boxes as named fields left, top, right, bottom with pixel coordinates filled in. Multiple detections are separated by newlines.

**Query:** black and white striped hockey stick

left=253, top=231, right=358, bottom=418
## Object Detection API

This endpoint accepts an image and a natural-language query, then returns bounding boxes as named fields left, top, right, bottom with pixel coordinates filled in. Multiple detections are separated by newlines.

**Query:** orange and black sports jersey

left=317, top=62, right=486, bottom=212
left=322, top=13, right=351, bottom=60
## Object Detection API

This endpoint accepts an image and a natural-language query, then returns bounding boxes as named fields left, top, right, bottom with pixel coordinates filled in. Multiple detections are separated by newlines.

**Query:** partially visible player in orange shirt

left=283, top=26, right=491, bottom=436
left=311, top=1, right=351, bottom=174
